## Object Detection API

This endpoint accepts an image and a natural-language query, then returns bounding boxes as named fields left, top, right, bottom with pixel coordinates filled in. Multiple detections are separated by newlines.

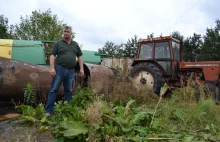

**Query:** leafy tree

left=198, top=19, right=220, bottom=61
left=10, top=9, right=68, bottom=40
left=0, top=14, right=12, bottom=38
left=98, top=41, right=118, bottom=57
left=183, top=33, right=203, bottom=61
left=114, top=44, right=124, bottom=58
left=123, top=35, right=140, bottom=58
left=171, top=31, right=184, bottom=41
left=10, top=9, right=71, bottom=63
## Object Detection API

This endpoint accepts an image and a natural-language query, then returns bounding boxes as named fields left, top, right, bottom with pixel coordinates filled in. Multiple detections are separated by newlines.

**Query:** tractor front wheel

left=130, top=62, right=164, bottom=95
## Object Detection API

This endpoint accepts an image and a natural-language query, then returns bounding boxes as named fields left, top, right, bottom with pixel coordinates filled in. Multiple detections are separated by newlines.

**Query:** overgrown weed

left=157, top=80, right=220, bottom=139
left=104, top=79, right=159, bottom=106
left=23, top=83, right=36, bottom=107
left=10, top=79, right=220, bottom=141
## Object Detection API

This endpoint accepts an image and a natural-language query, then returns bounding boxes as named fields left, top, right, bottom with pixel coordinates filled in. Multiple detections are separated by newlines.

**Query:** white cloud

left=0, top=0, right=39, bottom=24
left=0, top=0, right=219, bottom=51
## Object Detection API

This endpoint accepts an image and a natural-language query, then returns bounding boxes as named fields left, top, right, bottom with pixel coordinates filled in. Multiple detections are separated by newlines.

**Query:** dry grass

left=171, top=80, right=217, bottom=104
left=87, top=74, right=114, bottom=95
left=86, top=97, right=103, bottom=142
left=86, top=99, right=103, bottom=126
left=104, top=80, right=159, bottom=106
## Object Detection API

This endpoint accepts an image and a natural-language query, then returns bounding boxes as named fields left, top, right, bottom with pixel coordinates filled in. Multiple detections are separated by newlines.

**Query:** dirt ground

left=0, top=120, right=53, bottom=142
left=0, top=101, right=54, bottom=142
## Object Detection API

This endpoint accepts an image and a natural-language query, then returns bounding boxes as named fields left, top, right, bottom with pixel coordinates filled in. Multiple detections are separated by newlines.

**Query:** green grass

left=11, top=81, right=220, bottom=142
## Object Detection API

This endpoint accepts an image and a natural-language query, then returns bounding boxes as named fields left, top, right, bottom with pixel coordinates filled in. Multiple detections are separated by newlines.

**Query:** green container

left=12, top=40, right=46, bottom=65
left=0, top=39, right=109, bottom=66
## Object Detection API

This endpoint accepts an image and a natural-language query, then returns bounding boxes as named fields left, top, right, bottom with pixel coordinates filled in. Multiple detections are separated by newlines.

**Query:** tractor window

left=157, top=61, right=172, bottom=75
left=155, top=42, right=170, bottom=59
left=139, top=43, right=153, bottom=58
left=172, top=41, right=180, bottom=60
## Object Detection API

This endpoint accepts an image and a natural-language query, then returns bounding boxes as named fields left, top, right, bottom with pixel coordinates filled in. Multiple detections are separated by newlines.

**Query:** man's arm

left=49, top=42, right=58, bottom=76
left=50, top=55, right=56, bottom=68
left=78, top=56, right=84, bottom=73
left=76, top=43, right=84, bottom=76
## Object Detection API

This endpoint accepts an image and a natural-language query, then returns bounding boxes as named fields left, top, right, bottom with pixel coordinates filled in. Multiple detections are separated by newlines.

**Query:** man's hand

left=49, top=67, right=56, bottom=76
left=79, top=69, right=84, bottom=77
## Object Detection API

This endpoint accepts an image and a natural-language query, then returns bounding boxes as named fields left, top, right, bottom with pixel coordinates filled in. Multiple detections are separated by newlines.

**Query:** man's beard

left=64, top=35, right=71, bottom=40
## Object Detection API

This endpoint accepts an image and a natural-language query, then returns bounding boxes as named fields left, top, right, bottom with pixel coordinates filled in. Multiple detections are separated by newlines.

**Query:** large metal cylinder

left=0, top=57, right=115, bottom=102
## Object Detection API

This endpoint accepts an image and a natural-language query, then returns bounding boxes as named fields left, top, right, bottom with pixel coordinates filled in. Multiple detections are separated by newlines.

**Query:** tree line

left=98, top=20, right=220, bottom=61
left=0, top=8, right=220, bottom=61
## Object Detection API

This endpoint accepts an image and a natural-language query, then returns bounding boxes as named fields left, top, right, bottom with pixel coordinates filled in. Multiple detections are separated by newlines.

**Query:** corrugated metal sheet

left=101, top=57, right=133, bottom=76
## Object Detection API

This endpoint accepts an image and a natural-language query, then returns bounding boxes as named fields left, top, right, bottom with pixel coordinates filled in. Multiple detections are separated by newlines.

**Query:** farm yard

left=1, top=1, right=220, bottom=141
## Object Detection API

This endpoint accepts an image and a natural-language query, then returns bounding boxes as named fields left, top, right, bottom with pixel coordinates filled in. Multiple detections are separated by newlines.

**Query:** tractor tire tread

left=130, top=62, right=164, bottom=95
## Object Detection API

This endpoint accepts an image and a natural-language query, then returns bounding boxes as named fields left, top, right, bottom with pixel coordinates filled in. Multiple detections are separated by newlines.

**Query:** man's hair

left=64, top=25, right=72, bottom=32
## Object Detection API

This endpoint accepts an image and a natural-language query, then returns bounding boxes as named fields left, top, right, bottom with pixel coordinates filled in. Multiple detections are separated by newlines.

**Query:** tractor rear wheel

left=130, top=62, right=164, bottom=95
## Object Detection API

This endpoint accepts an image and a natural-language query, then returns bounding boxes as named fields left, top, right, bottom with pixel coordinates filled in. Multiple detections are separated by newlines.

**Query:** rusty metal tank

left=0, top=56, right=114, bottom=102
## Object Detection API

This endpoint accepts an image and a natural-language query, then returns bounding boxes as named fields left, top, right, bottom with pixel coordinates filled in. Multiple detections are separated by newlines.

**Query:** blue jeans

left=45, top=65, right=75, bottom=113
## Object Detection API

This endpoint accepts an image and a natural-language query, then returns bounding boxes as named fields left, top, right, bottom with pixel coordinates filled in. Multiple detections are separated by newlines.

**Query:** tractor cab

left=135, top=36, right=182, bottom=77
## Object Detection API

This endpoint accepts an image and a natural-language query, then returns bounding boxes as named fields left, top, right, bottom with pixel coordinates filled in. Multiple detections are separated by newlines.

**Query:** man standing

left=45, top=26, right=84, bottom=116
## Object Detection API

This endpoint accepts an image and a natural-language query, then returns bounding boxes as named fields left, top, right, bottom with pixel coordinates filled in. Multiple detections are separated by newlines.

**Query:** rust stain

left=139, top=36, right=173, bottom=43
left=0, top=113, right=21, bottom=121
left=1, top=70, right=17, bottom=85
left=29, top=72, right=39, bottom=80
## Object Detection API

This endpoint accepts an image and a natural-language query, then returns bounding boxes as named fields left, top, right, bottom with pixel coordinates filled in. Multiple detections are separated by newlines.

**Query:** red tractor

left=130, top=36, right=220, bottom=100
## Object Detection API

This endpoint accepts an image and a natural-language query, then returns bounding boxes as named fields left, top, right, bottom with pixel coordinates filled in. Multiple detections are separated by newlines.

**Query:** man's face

left=63, top=28, right=72, bottom=39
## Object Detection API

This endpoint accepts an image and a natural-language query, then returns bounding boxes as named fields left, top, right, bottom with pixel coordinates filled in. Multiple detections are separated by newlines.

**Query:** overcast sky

left=0, top=0, right=219, bottom=51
